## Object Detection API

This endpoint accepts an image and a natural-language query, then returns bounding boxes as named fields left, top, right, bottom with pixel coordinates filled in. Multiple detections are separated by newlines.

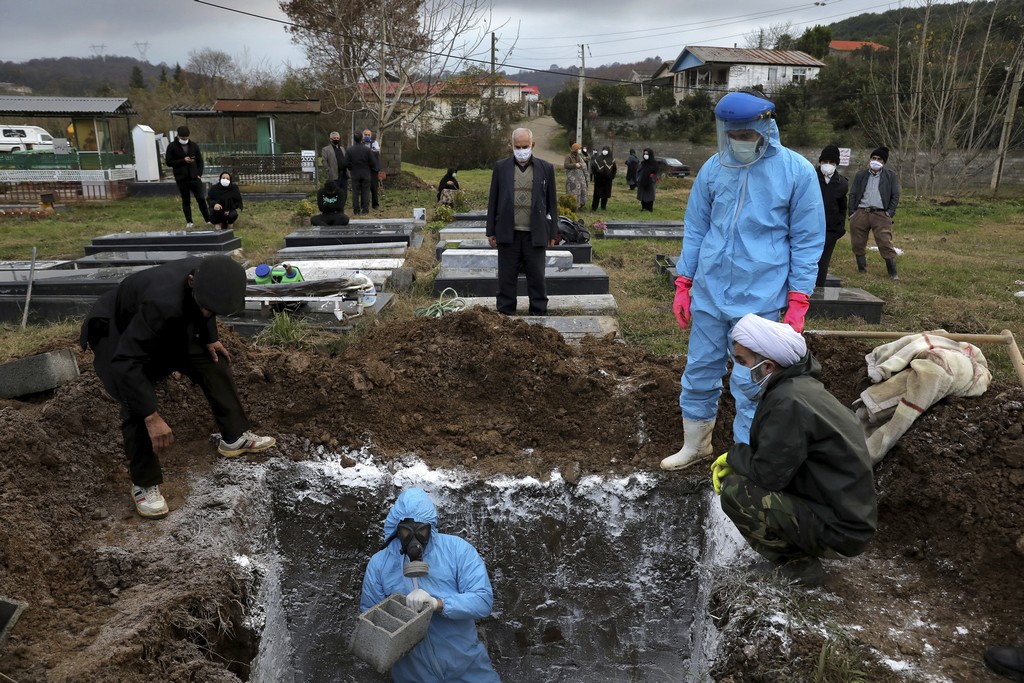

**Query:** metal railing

left=0, top=152, right=134, bottom=171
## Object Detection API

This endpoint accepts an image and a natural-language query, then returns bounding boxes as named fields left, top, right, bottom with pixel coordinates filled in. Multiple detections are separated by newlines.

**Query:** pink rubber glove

left=782, top=291, right=810, bottom=333
left=672, top=276, right=693, bottom=329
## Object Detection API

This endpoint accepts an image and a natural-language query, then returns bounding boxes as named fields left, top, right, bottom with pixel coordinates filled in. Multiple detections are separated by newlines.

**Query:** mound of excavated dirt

left=0, top=310, right=1021, bottom=680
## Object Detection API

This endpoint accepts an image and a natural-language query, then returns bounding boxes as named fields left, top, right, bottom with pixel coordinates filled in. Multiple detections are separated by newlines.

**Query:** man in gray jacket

left=321, top=131, right=348, bottom=210
left=848, top=146, right=901, bottom=280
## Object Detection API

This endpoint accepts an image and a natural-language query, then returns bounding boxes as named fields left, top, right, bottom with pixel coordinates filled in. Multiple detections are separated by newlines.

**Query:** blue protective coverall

left=360, top=488, right=501, bottom=682
left=676, top=119, right=825, bottom=444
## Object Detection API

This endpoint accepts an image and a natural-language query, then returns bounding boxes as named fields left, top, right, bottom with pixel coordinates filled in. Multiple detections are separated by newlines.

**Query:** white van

left=0, top=125, right=55, bottom=153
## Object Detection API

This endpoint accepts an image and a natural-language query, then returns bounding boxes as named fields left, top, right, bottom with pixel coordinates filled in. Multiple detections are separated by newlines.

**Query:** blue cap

left=714, top=92, right=775, bottom=122
left=255, top=263, right=271, bottom=278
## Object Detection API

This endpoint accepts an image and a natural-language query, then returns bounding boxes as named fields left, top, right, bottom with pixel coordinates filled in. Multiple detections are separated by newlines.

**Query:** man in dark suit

left=321, top=131, right=349, bottom=210
left=164, top=125, right=210, bottom=228
left=347, top=131, right=378, bottom=215
left=486, top=127, right=558, bottom=316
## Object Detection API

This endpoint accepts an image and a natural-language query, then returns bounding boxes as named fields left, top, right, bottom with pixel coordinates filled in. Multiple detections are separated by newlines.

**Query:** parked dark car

left=656, top=156, right=690, bottom=177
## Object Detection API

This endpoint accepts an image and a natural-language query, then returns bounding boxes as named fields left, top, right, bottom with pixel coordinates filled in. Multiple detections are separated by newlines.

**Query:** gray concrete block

left=441, top=249, right=573, bottom=270
left=598, top=226, right=685, bottom=240
left=438, top=226, right=486, bottom=241
left=0, top=596, right=28, bottom=649
left=458, top=294, right=618, bottom=315
left=0, top=349, right=80, bottom=399
left=350, top=594, right=432, bottom=673
left=276, top=243, right=408, bottom=259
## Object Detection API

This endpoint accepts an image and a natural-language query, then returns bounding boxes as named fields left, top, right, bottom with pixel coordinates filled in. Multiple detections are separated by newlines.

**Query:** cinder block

left=0, top=596, right=27, bottom=649
left=0, top=348, right=80, bottom=399
left=350, top=593, right=432, bottom=673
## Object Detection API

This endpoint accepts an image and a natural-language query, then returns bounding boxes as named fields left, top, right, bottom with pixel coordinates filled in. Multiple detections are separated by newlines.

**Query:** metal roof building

left=0, top=97, right=137, bottom=117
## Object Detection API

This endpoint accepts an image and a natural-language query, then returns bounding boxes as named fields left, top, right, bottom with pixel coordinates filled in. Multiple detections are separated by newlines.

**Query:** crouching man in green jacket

left=712, top=313, right=877, bottom=588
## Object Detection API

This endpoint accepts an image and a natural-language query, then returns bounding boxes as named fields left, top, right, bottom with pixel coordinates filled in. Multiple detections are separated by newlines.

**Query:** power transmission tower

left=90, top=44, right=107, bottom=60
left=133, top=41, right=150, bottom=62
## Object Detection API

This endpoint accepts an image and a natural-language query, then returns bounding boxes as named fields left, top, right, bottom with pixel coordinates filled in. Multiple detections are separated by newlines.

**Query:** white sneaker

left=132, top=484, right=169, bottom=519
left=185, top=222, right=194, bottom=229
left=218, top=431, right=276, bottom=457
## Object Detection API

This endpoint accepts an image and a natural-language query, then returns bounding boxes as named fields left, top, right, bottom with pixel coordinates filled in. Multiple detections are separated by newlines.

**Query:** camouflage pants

left=719, top=475, right=845, bottom=563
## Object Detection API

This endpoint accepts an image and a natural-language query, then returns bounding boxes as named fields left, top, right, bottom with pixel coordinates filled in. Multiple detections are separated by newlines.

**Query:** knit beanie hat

left=819, top=145, right=840, bottom=163
left=870, top=146, right=889, bottom=163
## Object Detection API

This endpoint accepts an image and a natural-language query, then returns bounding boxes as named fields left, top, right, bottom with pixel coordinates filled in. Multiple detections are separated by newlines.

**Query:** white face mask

left=729, top=139, right=760, bottom=164
left=513, top=148, right=532, bottom=163
left=642, top=153, right=649, bottom=160
left=220, top=178, right=230, bottom=187
left=451, top=172, right=456, bottom=177
left=819, top=163, right=836, bottom=177
left=178, top=138, right=189, bottom=145
left=869, top=159, right=884, bottom=172
left=602, top=150, right=608, bottom=156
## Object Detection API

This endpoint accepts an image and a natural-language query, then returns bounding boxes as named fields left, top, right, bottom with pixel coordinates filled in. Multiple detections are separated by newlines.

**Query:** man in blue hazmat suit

left=661, top=90, right=825, bottom=471
left=360, top=488, right=501, bottom=682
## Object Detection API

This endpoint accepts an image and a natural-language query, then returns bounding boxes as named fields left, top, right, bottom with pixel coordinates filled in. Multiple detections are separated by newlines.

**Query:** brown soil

left=0, top=310, right=1021, bottom=680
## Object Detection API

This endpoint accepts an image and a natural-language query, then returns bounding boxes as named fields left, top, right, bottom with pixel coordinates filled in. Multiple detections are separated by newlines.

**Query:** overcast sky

left=4, top=0, right=916, bottom=79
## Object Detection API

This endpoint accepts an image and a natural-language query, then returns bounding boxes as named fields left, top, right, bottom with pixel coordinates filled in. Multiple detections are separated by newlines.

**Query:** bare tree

left=185, top=48, right=239, bottom=92
left=862, top=0, right=1024, bottom=194
left=280, top=0, right=503, bottom=143
left=743, top=22, right=794, bottom=50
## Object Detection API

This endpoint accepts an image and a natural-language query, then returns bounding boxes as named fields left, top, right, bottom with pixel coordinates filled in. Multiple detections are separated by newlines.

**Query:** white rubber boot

left=660, top=418, right=716, bottom=471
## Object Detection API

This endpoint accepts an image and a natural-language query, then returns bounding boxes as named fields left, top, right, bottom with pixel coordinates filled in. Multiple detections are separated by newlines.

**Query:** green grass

left=1, top=169, right=1023, bottom=381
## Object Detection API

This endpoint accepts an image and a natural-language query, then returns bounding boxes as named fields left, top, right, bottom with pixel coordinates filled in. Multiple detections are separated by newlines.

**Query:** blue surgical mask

left=729, top=139, right=760, bottom=164
left=734, top=360, right=772, bottom=401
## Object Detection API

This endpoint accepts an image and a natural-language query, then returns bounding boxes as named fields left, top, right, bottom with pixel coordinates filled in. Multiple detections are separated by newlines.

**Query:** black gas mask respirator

left=384, top=518, right=431, bottom=561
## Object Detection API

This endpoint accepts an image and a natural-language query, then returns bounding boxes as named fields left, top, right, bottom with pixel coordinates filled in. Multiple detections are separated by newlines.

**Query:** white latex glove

left=406, top=588, right=438, bottom=612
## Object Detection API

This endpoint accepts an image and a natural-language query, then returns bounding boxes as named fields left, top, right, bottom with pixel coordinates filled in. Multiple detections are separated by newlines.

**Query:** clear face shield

left=716, top=116, right=772, bottom=168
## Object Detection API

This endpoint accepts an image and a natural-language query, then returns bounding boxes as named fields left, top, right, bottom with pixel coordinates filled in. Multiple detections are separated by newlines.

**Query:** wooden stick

left=805, top=328, right=1024, bottom=389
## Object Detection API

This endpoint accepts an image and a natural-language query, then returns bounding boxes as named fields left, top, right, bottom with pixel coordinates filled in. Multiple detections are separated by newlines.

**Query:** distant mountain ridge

left=0, top=56, right=169, bottom=97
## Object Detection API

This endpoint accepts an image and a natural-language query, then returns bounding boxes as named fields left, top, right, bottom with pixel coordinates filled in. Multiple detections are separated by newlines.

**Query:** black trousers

left=370, top=175, right=380, bottom=209
left=176, top=178, right=210, bottom=224
left=210, top=208, right=238, bottom=227
left=92, top=336, right=250, bottom=487
left=816, top=233, right=843, bottom=287
left=640, top=200, right=654, bottom=212
left=591, top=177, right=613, bottom=210
left=352, top=175, right=372, bottom=214
left=497, top=231, right=547, bottom=316
left=312, top=212, right=349, bottom=226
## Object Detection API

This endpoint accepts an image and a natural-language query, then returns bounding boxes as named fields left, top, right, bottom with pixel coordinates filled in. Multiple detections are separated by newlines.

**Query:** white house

left=668, top=46, right=825, bottom=102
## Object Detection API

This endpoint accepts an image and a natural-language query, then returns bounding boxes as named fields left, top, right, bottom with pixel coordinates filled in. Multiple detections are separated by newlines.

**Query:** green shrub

left=432, top=204, right=455, bottom=224
left=295, top=200, right=316, bottom=217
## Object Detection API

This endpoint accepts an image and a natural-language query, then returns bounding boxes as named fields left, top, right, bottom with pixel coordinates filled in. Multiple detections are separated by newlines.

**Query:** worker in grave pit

left=360, top=488, right=500, bottom=682
left=79, top=255, right=276, bottom=520
left=710, top=314, right=877, bottom=588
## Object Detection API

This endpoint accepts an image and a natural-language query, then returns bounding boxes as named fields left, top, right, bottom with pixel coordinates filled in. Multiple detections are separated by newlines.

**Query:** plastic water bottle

left=354, top=271, right=377, bottom=307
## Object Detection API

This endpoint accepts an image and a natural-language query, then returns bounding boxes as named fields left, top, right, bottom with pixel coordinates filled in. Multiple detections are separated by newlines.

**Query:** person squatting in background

left=206, top=171, right=243, bottom=230
left=312, top=179, right=350, bottom=226
left=662, top=90, right=825, bottom=472
left=437, top=167, right=460, bottom=207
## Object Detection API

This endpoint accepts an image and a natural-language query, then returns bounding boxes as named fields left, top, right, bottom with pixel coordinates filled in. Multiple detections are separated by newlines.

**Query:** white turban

left=731, top=314, right=807, bottom=367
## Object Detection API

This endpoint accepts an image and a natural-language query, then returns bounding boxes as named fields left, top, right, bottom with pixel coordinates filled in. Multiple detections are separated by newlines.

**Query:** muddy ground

left=0, top=308, right=1021, bottom=681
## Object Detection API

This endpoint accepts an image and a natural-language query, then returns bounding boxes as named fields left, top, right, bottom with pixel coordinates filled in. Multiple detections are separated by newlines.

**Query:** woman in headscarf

left=436, top=167, right=460, bottom=206
left=564, top=142, right=589, bottom=211
left=206, top=171, right=243, bottom=229
left=590, top=146, right=617, bottom=210
left=636, top=147, right=659, bottom=212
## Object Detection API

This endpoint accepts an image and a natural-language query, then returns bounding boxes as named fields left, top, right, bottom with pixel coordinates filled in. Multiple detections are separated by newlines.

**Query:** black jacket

left=636, top=157, right=658, bottom=202
left=728, top=352, right=877, bottom=555
left=485, top=156, right=558, bottom=247
left=848, top=166, right=900, bottom=218
left=79, top=258, right=219, bottom=418
left=206, top=183, right=243, bottom=212
left=436, top=171, right=460, bottom=201
left=346, top=142, right=378, bottom=179
left=817, top=170, right=848, bottom=238
left=591, top=156, right=617, bottom=181
left=317, top=188, right=345, bottom=213
left=165, top=139, right=204, bottom=182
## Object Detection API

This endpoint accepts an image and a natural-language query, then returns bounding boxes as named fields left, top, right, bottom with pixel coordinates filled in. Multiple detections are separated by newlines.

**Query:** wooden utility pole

left=991, top=56, right=1024, bottom=194
left=576, top=44, right=585, bottom=146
